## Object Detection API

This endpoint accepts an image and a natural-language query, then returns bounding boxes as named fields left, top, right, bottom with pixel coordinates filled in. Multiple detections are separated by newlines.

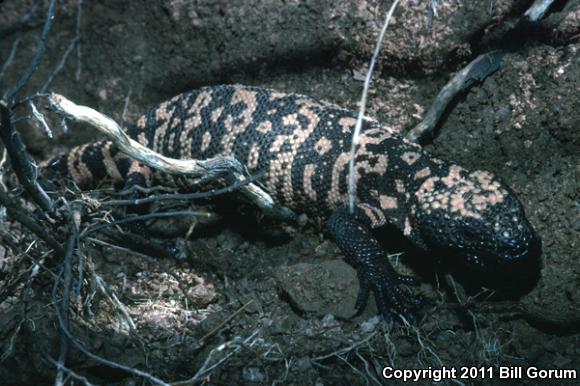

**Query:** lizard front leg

left=327, top=206, right=420, bottom=323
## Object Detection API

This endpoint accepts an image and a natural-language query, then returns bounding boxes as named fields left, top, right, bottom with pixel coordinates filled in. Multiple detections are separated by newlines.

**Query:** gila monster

left=42, top=84, right=542, bottom=321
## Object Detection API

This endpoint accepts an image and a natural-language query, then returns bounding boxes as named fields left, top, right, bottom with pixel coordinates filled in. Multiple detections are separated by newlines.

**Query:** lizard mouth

left=462, top=233, right=542, bottom=283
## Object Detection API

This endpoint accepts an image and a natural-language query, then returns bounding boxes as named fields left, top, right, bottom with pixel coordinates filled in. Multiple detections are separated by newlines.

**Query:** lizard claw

left=353, top=264, right=421, bottom=323
left=353, top=275, right=371, bottom=317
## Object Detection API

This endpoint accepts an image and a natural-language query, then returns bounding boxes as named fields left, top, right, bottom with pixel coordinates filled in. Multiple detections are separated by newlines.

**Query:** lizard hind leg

left=119, top=160, right=152, bottom=234
left=122, top=160, right=152, bottom=209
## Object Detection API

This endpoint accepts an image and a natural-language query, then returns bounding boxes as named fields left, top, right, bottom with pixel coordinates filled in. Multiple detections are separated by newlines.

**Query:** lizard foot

left=353, top=264, right=422, bottom=324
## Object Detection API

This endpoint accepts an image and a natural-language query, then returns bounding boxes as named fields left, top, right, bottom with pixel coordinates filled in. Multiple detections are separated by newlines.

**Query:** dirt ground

left=0, top=1, right=579, bottom=385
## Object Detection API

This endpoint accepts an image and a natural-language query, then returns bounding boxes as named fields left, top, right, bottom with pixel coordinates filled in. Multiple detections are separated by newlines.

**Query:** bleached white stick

left=347, top=0, right=400, bottom=213
left=524, top=0, right=555, bottom=22
left=49, top=93, right=294, bottom=219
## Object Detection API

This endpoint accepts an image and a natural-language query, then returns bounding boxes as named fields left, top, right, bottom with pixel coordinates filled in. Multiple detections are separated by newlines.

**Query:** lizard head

left=413, top=166, right=541, bottom=277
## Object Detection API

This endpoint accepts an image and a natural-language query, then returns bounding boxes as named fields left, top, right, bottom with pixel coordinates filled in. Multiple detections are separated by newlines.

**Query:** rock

left=275, top=259, right=375, bottom=319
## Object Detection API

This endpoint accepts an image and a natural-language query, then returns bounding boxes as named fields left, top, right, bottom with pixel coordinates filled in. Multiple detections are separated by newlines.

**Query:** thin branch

left=312, top=331, right=379, bottom=361
left=524, top=0, right=555, bottom=22
left=0, top=0, right=58, bottom=212
left=48, top=93, right=295, bottom=220
left=199, top=301, right=254, bottom=345
left=0, top=0, right=43, bottom=39
left=48, top=93, right=240, bottom=175
left=0, top=36, right=22, bottom=86
left=54, top=230, right=76, bottom=386
left=41, top=36, right=79, bottom=93
left=0, top=231, right=59, bottom=280
left=40, top=0, right=83, bottom=91
left=406, top=50, right=505, bottom=144
left=0, top=185, right=63, bottom=255
left=428, top=0, right=438, bottom=27
left=93, top=229, right=175, bottom=260
left=29, top=100, right=53, bottom=138
left=171, top=330, right=262, bottom=386
left=0, top=103, right=53, bottom=211
left=122, top=86, right=132, bottom=121
left=75, top=0, right=83, bottom=81
left=95, top=275, right=136, bottom=331
left=82, top=210, right=202, bottom=238
left=348, top=0, right=400, bottom=213
left=47, top=356, right=95, bottom=386
left=101, top=172, right=262, bottom=207
left=51, top=272, right=170, bottom=386
left=3, top=0, right=58, bottom=103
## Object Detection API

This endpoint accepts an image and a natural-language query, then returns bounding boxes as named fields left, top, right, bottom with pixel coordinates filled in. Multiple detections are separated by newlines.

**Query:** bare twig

left=72, top=208, right=84, bottom=300
left=428, top=0, right=438, bottom=27
left=41, top=37, right=79, bottom=93
left=0, top=103, right=53, bottom=211
left=92, top=228, right=174, bottom=260
left=3, top=0, right=58, bottom=102
left=348, top=0, right=400, bottom=213
left=199, top=301, right=254, bottom=344
left=0, top=231, right=59, bottom=281
left=0, top=0, right=58, bottom=212
left=0, top=36, right=22, bottom=86
left=171, top=330, right=262, bottom=386
left=406, top=1, right=555, bottom=146
left=52, top=272, right=170, bottom=386
left=29, top=100, right=53, bottom=138
left=54, top=230, right=76, bottom=386
left=40, top=0, right=83, bottom=91
left=313, top=331, right=379, bottom=362
left=122, top=86, right=132, bottom=121
left=406, top=50, right=505, bottom=144
left=0, top=142, right=9, bottom=191
left=95, top=275, right=136, bottom=331
left=47, top=356, right=95, bottom=386
left=48, top=93, right=294, bottom=220
left=0, top=0, right=43, bottom=39
left=101, top=172, right=262, bottom=207
left=75, top=0, right=84, bottom=81
left=524, top=0, right=555, bottom=22
left=82, top=210, right=202, bottom=237
left=0, top=185, right=63, bottom=255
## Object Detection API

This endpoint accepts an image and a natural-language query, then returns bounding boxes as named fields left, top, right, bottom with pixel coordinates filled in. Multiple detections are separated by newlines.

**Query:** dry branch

left=3, top=0, right=58, bottom=102
left=348, top=0, right=400, bottom=213
left=0, top=0, right=58, bottom=213
left=51, top=271, right=171, bottom=386
left=405, top=50, right=505, bottom=144
left=0, top=103, right=53, bottom=211
left=0, top=185, right=63, bottom=255
left=48, top=93, right=295, bottom=220
left=524, top=0, right=556, bottom=22
left=0, top=0, right=43, bottom=39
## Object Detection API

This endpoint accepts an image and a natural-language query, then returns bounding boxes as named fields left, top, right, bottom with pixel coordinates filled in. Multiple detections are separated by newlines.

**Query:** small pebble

left=360, top=316, right=381, bottom=333
left=242, top=366, right=266, bottom=383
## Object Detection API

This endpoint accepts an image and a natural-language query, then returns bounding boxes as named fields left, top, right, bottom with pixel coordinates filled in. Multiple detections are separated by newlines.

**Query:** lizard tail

left=41, top=140, right=132, bottom=189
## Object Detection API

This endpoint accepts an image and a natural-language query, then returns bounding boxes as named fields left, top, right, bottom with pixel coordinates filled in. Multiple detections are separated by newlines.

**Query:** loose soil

left=0, top=1, right=578, bottom=385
